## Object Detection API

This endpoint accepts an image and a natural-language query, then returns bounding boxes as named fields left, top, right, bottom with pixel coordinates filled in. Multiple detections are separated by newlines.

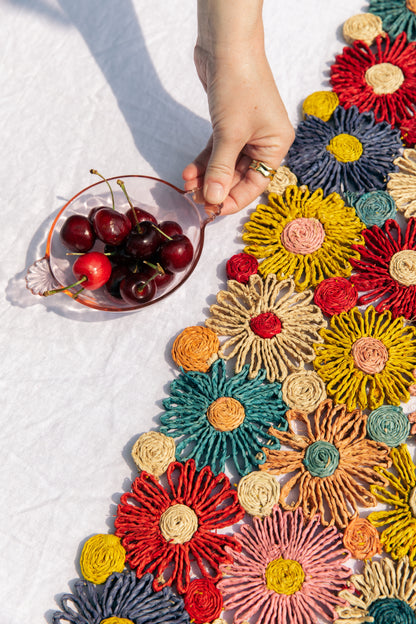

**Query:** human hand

left=183, top=24, right=294, bottom=215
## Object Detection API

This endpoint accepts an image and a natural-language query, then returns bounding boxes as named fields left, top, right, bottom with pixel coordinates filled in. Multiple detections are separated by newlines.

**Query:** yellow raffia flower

left=368, top=444, right=416, bottom=565
left=313, top=306, right=416, bottom=410
left=242, top=185, right=364, bottom=291
left=302, top=90, right=340, bottom=121
left=80, top=534, right=126, bottom=584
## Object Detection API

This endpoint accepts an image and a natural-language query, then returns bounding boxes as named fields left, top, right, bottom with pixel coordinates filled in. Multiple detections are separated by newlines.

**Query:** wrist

left=197, top=0, right=264, bottom=58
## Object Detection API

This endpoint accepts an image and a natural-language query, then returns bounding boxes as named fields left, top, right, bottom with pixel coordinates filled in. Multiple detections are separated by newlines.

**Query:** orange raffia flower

left=261, top=399, right=391, bottom=528
left=343, top=516, right=382, bottom=560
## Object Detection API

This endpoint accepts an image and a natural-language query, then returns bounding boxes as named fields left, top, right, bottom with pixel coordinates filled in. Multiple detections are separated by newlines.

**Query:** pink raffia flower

left=218, top=506, right=351, bottom=624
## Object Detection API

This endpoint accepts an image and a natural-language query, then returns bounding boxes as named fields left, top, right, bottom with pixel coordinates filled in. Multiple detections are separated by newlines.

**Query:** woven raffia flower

left=302, top=90, right=340, bottom=121
left=351, top=189, right=397, bottom=228
left=342, top=516, right=382, bottom=560
left=343, top=13, right=386, bottom=46
left=350, top=218, right=416, bottom=320
left=368, top=444, right=416, bottom=564
left=218, top=506, right=351, bottom=624
left=184, top=579, right=223, bottom=624
left=131, top=431, right=176, bottom=477
left=261, top=399, right=391, bottom=528
left=160, top=358, right=288, bottom=476
left=369, top=0, right=416, bottom=41
left=313, top=305, right=416, bottom=410
left=237, top=471, right=280, bottom=517
left=205, top=274, right=325, bottom=383
left=401, top=115, right=416, bottom=146
left=388, top=148, right=416, bottom=217
left=335, top=557, right=416, bottom=623
left=314, top=277, right=358, bottom=317
left=242, top=185, right=364, bottom=290
left=52, top=571, right=190, bottom=624
left=80, top=534, right=126, bottom=584
left=331, top=33, right=416, bottom=127
left=226, top=252, right=258, bottom=283
left=281, top=369, right=327, bottom=413
left=266, top=165, right=298, bottom=194
left=171, top=326, right=219, bottom=373
left=367, top=405, right=411, bottom=447
left=114, top=459, right=244, bottom=594
left=287, top=105, right=402, bottom=195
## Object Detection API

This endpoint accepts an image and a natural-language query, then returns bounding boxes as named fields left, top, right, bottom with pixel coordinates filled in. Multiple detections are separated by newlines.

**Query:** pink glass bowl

left=25, top=175, right=220, bottom=312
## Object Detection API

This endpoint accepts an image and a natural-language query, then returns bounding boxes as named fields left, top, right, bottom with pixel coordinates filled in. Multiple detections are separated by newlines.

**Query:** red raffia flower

left=114, top=459, right=244, bottom=594
left=350, top=218, right=416, bottom=319
left=184, top=579, right=223, bottom=624
left=314, top=276, right=358, bottom=316
left=226, top=252, right=258, bottom=283
left=331, top=32, right=416, bottom=127
left=401, top=113, right=416, bottom=146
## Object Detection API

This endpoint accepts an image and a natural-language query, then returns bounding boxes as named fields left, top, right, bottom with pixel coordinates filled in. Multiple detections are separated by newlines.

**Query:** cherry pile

left=44, top=171, right=194, bottom=304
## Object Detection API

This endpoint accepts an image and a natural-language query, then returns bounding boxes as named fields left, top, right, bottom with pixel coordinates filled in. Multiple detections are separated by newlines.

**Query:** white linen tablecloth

left=0, top=1, right=393, bottom=621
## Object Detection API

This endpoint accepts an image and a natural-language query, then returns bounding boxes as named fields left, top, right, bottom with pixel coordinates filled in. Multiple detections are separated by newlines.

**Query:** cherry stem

left=117, top=179, right=143, bottom=233
left=138, top=272, right=158, bottom=292
left=43, top=276, right=87, bottom=297
left=150, top=222, right=172, bottom=241
left=143, top=260, right=165, bottom=275
left=90, top=169, right=115, bottom=210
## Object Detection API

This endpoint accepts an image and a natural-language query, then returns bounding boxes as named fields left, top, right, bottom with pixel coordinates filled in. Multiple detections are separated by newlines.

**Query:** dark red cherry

left=105, top=265, right=132, bottom=299
left=142, top=263, right=174, bottom=290
left=88, top=205, right=106, bottom=223
left=158, top=220, right=183, bottom=238
left=158, top=234, right=194, bottom=272
left=124, top=222, right=161, bottom=259
left=126, top=206, right=157, bottom=227
left=92, top=208, right=132, bottom=245
left=119, top=272, right=156, bottom=304
left=60, top=214, right=96, bottom=252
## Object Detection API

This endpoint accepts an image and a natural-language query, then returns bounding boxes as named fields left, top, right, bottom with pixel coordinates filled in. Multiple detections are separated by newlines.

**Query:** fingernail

left=205, top=182, right=225, bottom=205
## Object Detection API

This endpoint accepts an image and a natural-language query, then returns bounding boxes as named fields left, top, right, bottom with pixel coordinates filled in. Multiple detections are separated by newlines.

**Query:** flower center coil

left=303, top=440, right=340, bottom=477
left=406, top=0, right=416, bottom=13
left=237, top=471, right=280, bottom=517
left=281, top=217, right=325, bottom=255
left=249, top=312, right=282, bottom=338
left=100, top=619, right=135, bottom=624
left=368, top=597, right=416, bottom=624
left=265, top=558, right=305, bottom=595
left=159, top=504, right=198, bottom=544
left=207, top=397, right=246, bottom=432
left=365, top=62, right=405, bottom=95
left=352, top=337, right=389, bottom=374
left=389, top=250, right=416, bottom=286
left=367, top=405, right=410, bottom=447
left=326, top=133, right=363, bottom=162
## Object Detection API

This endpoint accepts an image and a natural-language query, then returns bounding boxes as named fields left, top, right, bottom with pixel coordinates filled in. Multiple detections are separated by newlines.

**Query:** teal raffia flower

left=369, top=0, right=416, bottom=41
left=160, top=358, right=288, bottom=476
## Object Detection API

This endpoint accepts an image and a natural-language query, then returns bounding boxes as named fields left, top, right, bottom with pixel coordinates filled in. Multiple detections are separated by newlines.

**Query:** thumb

left=203, top=135, right=242, bottom=205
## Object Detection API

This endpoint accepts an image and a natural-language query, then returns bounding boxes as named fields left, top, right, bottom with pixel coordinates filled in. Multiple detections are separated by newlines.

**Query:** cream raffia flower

left=314, top=305, right=416, bottom=410
left=261, top=399, right=391, bottom=528
left=205, top=274, right=325, bottom=383
left=242, top=185, right=364, bottom=291
left=368, top=444, right=416, bottom=565
left=335, top=557, right=416, bottom=623
left=387, top=148, right=416, bottom=218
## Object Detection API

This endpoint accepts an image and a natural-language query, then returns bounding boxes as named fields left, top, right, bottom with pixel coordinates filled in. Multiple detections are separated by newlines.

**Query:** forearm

left=196, top=0, right=265, bottom=57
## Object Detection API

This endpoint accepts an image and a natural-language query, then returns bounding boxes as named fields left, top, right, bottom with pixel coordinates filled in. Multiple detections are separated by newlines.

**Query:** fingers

left=203, top=131, right=245, bottom=205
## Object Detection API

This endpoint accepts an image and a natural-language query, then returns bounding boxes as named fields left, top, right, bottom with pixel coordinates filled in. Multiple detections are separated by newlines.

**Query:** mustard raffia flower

left=261, top=399, right=391, bottom=528
left=314, top=306, right=416, bottom=410
left=335, top=557, right=416, bottom=623
left=205, top=274, right=325, bottom=383
left=368, top=444, right=416, bottom=565
left=80, top=534, right=126, bottom=584
left=242, top=185, right=364, bottom=291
